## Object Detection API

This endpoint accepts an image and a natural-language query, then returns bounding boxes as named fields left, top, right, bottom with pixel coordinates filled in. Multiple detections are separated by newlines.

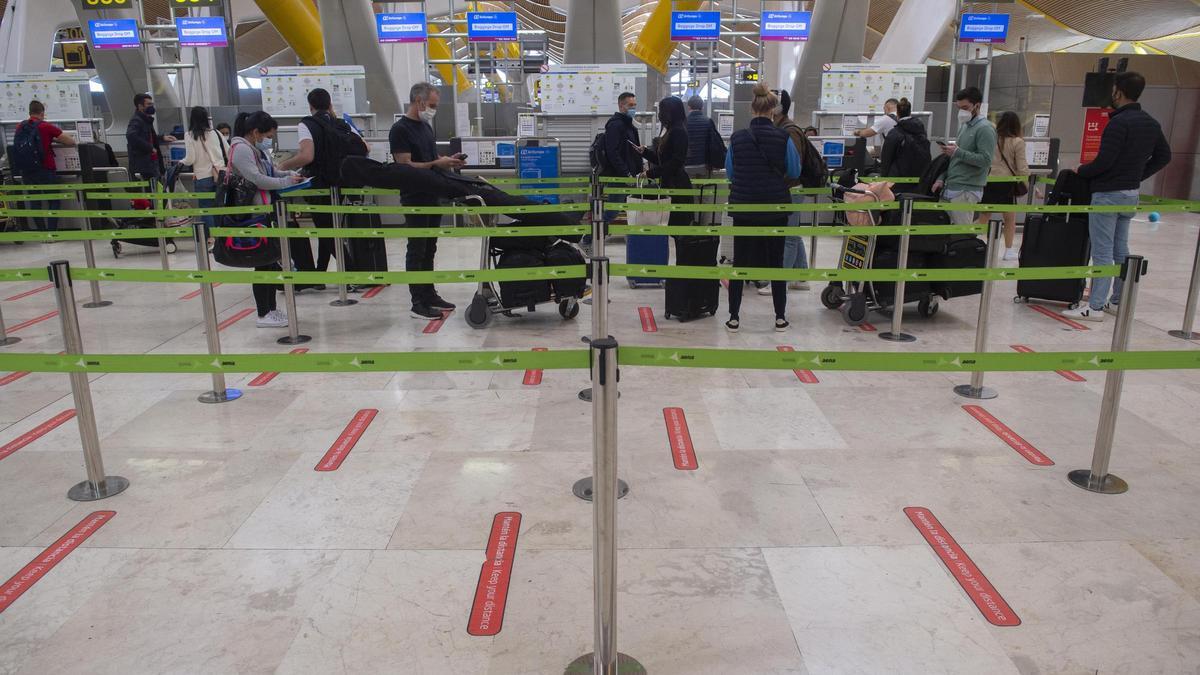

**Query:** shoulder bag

left=1000, top=138, right=1028, bottom=197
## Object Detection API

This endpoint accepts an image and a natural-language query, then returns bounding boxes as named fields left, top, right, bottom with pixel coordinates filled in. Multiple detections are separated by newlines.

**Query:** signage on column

left=958, top=13, right=1010, bottom=43
left=760, top=11, right=812, bottom=41
left=1080, top=108, right=1111, bottom=164
left=376, top=13, right=428, bottom=43
left=175, top=17, right=229, bottom=48
left=466, top=12, right=518, bottom=42
left=87, top=19, right=141, bottom=50
left=670, top=11, right=721, bottom=41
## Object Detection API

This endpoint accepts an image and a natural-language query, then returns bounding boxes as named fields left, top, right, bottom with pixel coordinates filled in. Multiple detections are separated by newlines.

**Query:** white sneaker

left=788, top=281, right=811, bottom=291
left=756, top=283, right=772, bottom=296
left=256, top=309, right=288, bottom=328
left=1061, top=305, right=1105, bottom=323
left=1002, top=249, right=1019, bottom=261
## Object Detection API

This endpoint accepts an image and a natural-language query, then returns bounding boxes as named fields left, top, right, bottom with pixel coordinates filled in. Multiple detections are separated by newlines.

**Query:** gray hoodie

left=228, top=136, right=295, bottom=204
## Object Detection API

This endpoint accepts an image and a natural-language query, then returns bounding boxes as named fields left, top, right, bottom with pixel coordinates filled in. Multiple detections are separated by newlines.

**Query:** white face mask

left=419, top=106, right=437, bottom=124
left=957, top=107, right=975, bottom=125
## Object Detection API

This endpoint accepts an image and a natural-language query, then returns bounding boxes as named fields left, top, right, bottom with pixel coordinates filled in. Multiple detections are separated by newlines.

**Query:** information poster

left=88, top=19, right=141, bottom=50
left=670, top=11, right=721, bottom=41
left=820, top=63, right=925, bottom=112
left=260, top=66, right=364, bottom=117
left=535, top=63, right=645, bottom=115
left=175, top=17, right=228, bottom=48
left=517, top=145, right=560, bottom=203
left=466, top=12, right=517, bottom=42
left=0, top=72, right=90, bottom=121
left=1032, top=113, right=1050, bottom=138
left=376, top=13, right=427, bottom=43
left=1080, top=108, right=1111, bottom=164
left=761, top=11, right=811, bottom=41
left=959, top=13, right=1009, bottom=44
left=517, top=114, right=537, bottom=137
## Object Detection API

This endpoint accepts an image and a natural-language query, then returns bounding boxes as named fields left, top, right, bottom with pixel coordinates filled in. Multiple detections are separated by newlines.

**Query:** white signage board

left=259, top=66, right=365, bottom=117
left=1032, top=113, right=1050, bottom=138
left=535, top=63, right=646, bottom=115
left=0, top=72, right=90, bottom=122
left=819, top=63, right=926, bottom=113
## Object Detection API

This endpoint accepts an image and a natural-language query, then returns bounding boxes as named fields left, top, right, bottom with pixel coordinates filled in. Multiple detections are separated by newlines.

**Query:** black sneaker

left=775, top=318, right=790, bottom=332
left=410, top=303, right=443, bottom=320
left=725, top=318, right=740, bottom=333
left=429, top=295, right=457, bottom=311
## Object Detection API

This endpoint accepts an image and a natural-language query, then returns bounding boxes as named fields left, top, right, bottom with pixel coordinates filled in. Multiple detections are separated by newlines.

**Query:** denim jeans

left=194, top=176, right=216, bottom=237
left=1087, top=189, right=1138, bottom=310
left=20, top=169, right=59, bottom=231
left=942, top=188, right=982, bottom=226
left=782, top=194, right=809, bottom=269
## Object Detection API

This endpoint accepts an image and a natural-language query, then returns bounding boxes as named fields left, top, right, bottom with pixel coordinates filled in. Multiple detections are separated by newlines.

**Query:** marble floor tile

left=701, top=388, right=847, bottom=451
left=370, top=389, right=540, bottom=453
left=101, top=389, right=300, bottom=452
left=0, top=390, right=171, bottom=454
left=1132, top=539, right=1200, bottom=603
left=245, top=390, right=404, bottom=454
left=0, top=451, right=99, bottom=546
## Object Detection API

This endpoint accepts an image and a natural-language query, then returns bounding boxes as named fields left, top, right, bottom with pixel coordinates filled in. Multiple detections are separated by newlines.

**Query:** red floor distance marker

left=859, top=322, right=877, bottom=332
left=0, top=511, right=116, bottom=615
left=522, top=348, right=547, bottom=386
left=467, top=511, right=521, bottom=636
left=663, top=407, right=698, bottom=470
left=1010, top=345, right=1085, bottom=382
left=216, top=307, right=255, bottom=332
left=179, top=282, right=221, bottom=301
left=314, top=409, right=378, bottom=471
left=8, top=310, right=59, bottom=334
left=1027, top=304, right=1089, bottom=331
left=248, top=347, right=310, bottom=387
left=361, top=285, right=386, bottom=299
left=4, top=283, right=54, bottom=302
left=0, top=410, right=77, bottom=462
left=0, top=370, right=32, bottom=387
left=776, top=346, right=819, bottom=383
left=962, top=405, right=1054, bottom=466
left=904, top=507, right=1020, bottom=627
left=423, top=311, right=451, bottom=334
left=638, top=306, right=658, bottom=332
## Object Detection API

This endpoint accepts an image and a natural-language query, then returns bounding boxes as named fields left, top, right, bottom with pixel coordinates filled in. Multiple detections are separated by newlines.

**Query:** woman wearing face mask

left=228, top=111, right=305, bottom=328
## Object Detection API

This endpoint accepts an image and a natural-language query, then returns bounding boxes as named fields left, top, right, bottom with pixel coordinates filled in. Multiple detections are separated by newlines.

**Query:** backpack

left=705, top=121, right=727, bottom=169
left=915, top=153, right=952, bottom=197
left=589, top=131, right=611, bottom=174
left=302, top=114, right=368, bottom=187
left=784, top=123, right=827, bottom=188
left=12, top=120, right=45, bottom=173
left=882, top=123, right=932, bottom=178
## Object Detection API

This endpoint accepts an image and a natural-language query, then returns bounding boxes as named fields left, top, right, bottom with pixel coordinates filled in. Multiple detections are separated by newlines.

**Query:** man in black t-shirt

left=388, top=82, right=465, bottom=319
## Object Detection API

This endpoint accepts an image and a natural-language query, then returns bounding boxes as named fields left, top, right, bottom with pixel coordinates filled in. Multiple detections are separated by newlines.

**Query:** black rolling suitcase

left=1015, top=170, right=1090, bottom=307
left=935, top=237, right=987, bottom=299
left=343, top=211, right=388, bottom=273
left=665, top=236, right=720, bottom=321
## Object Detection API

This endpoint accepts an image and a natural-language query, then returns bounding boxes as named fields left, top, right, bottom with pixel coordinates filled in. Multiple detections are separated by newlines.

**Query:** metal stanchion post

left=879, top=195, right=916, bottom=343
left=74, top=188, right=112, bottom=308
left=0, top=302, right=21, bottom=346
left=275, top=201, right=311, bottom=345
left=148, top=177, right=170, bottom=271
left=565, top=336, right=644, bottom=675
left=192, top=225, right=242, bottom=404
left=1168, top=226, right=1200, bottom=341
left=808, top=193, right=819, bottom=268
left=47, top=260, right=130, bottom=501
left=328, top=186, right=357, bottom=307
left=955, top=218, right=1000, bottom=399
left=1068, top=255, right=1147, bottom=495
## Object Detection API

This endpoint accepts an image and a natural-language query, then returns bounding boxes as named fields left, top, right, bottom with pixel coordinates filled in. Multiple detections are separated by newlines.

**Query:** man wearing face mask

left=932, top=87, right=996, bottom=225
left=125, top=93, right=177, bottom=181
left=581, top=92, right=643, bottom=253
left=388, top=82, right=465, bottom=319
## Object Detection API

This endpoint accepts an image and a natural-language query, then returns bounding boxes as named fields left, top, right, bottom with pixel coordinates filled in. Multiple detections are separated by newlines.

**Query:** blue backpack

left=11, top=120, right=45, bottom=173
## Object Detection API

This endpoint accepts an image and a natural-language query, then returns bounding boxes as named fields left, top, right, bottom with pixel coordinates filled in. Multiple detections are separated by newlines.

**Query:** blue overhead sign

left=670, top=11, right=721, bottom=41
left=88, top=19, right=140, bottom=50
left=175, top=17, right=228, bottom=48
left=466, top=12, right=518, bottom=42
left=376, top=13, right=427, bottom=44
left=760, top=11, right=812, bottom=42
left=959, top=13, right=1010, bottom=43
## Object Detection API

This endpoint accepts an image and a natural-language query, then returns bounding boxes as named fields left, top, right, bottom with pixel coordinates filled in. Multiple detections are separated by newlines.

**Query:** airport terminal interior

left=1, top=1, right=1200, bottom=673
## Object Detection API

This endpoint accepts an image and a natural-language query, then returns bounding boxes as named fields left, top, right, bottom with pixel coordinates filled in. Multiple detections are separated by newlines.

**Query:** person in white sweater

left=181, top=106, right=228, bottom=237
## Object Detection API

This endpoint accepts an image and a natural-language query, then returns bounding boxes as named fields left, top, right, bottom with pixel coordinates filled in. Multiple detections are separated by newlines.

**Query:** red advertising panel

left=1079, top=108, right=1111, bottom=164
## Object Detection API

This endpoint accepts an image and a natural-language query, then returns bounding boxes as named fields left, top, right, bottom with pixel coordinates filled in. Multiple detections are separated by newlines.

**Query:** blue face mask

left=625, top=108, right=636, bottom=118
left=256, top=138, right=273, bottom=152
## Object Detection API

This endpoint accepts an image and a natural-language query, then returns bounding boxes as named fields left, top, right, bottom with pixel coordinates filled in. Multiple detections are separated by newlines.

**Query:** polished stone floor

left=1, top=210, right=1198, bottom=674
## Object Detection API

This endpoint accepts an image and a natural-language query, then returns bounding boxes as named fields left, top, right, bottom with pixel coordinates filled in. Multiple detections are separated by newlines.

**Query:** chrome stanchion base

left=954, top=384, right=998, bottom=400
left=572, top=476, right=630, bottom=502
left=1067, top=469, right=1129, bottom=495
left=1168, top=329, right=1200, bottom=341
left=82, top=301, right=113, bottom=309
left=565, top=653, right=646, bottom=674
left=67, top=475, right=130, bottom=502
left=878, top=331, right=916, bottom=343
left=277, top=334, right=312, bottom=345
left=198, top=388, right=243, bottom=404
left=330, top=298, right=358, bottom=307
left=578, top=388, right=620, bottom=402
left=0, top=337, right=21, bottom=346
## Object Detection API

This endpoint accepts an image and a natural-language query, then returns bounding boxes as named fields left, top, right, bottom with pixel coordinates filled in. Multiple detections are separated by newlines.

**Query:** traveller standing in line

left=1063, top=71, right=1171, bottom=322
left=582, top=91, right=643, bottom=255
left=388, top=81, right=465, bottom=320
left=11, top=100, right=76, bottom=231
left=633, top=96, right=692, bottom=229
left=772, top=89, right=811, bottom=292
left=126, top=93, right=176, bottom=181
left=879, top=97, right=931, bottom=179
left=181, top=106, right=228, bottom=241
left=683, top=94, right=726, bottom=175
left=216, top=122, right=232, bottom=140
left=932, top=87, right=996, bottom=225
left=977, top=111, right=1029, bottom=261
left=228, top=111, right=305, bottom=328
left=723, top=83, right=802, bottom=333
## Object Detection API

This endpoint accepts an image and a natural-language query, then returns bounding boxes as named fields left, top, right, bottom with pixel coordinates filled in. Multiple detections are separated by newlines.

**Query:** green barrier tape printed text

left=0, top=268, right=50, bottom=282
left=0, top=192, right=76, bottom=202
left=610, top=263, right=1119, bottom=282
left=69, top=265, right=586, bottom=286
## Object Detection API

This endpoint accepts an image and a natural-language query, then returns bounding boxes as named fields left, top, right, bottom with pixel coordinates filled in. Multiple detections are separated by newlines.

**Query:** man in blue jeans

left=1064, top=71, right=1171, bottom=322
left=13, top=100, right=76, bottom=231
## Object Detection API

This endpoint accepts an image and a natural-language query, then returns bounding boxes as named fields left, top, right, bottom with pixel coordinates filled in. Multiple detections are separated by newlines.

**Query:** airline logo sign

left=671, top=11, right=721, bottom=41
left=959, top=13, right=1010, bottom=44
left=376, top=13, right=428, bottom=44
left=88, top=19, right=140, bottom=50
left=467, top=12, right=518, bottom=42
left=175, top=17, right=228, bottom=48
left=761, top=11, right=812, bottom=41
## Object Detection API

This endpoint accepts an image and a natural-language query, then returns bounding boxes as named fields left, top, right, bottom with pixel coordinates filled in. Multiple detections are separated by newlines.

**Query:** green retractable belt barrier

left=279, top=188, right=333, bottom=199
left=0, top=205, right=272, bottom=219
left=209, top=225, right=590, bottom=239
left=609, top=224, right=986, bottom=237
left=85, top=191, right=217, bottom=201
left=289, top=202, right=589, bottom=216
left=0, top=227, right=193, bottom=242
left=609, top=263, right=1119, bottom=283
left=66, top=265, right=586, bottom=286
left=608, top=200, right=898, bottom=213
left=0, top=192, right=76, bottom=202
left=915, top=201, right=1198, bottom=214
left=486, top=176, right=592, bottom=185
left=0, top=268, right=50, bottom=282
left=0, top=181, right=149, bottom=192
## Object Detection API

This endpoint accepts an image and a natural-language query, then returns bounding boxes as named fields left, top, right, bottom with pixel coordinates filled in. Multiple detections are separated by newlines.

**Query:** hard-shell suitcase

left=1015, top=213, right=1089, bottom=306
left=624, top=190, right=670, bottom=287
left=665, top=236, right=719, bottom=321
